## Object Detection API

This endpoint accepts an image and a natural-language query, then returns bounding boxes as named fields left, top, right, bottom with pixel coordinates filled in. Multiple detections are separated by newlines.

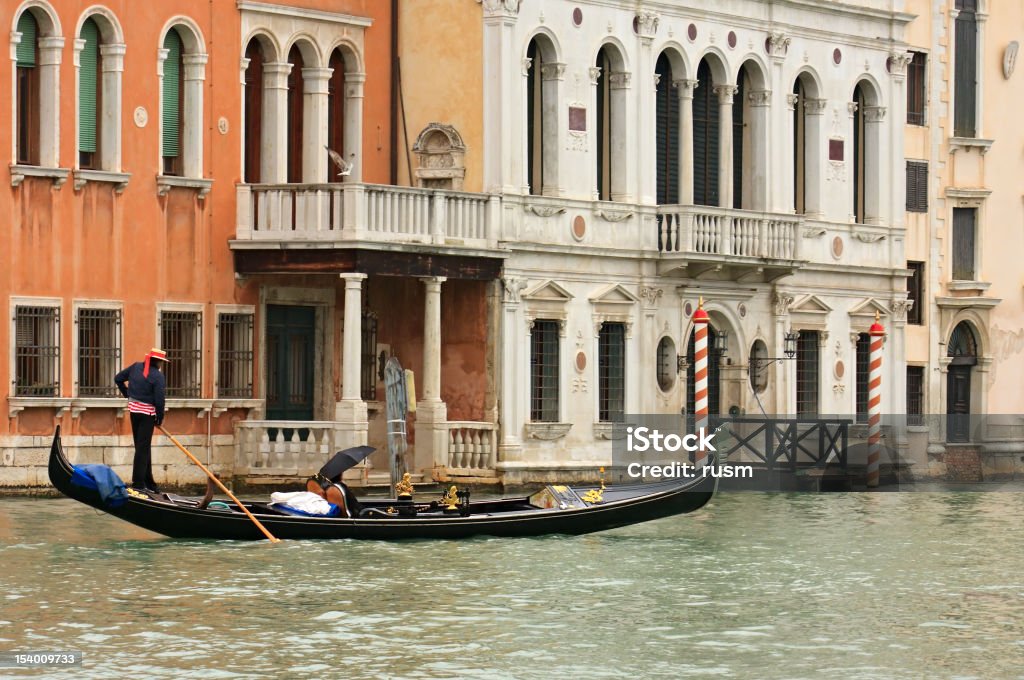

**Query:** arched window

left=161, top=28, right=184, bottom=176
left=526, top=39, right=542, bottom=195
left=693, top=59, right=719, bottom=207
left=853, top=83, right=866, bottom=224
left=946, top=321, right=978, bottom=443
left=77, top=18, right=101, bottom=169
left=243, top=39, right=265, bottom=183
left=732, top=67, right=747, bottom=209
left=792, top=79, right=806, bottom=213
left=327, top=49, right=346, bottom=183
left=595, top=47, right=612, bottom=201
left=16, top=11, right=40, bottom=166
left=286, top=45, right=304, bottom=183
left=654, top=53, right=679, bottom=205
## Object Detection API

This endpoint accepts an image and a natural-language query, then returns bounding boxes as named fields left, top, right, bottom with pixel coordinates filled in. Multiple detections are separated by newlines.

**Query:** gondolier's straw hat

left=144, top=347, right=169, bottom=377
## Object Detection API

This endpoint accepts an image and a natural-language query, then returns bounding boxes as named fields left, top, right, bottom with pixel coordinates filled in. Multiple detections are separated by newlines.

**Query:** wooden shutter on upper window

left=162, top=30, right=183, bottom=160
left=16, top=12, right=37, bottom=66
left=655, top=54, right=679, bottom=205
left=79, top=19, right=100, bottom=156
left=905, top=161, right=928, bottom=213
left=954, top=5, right=977, bottom=137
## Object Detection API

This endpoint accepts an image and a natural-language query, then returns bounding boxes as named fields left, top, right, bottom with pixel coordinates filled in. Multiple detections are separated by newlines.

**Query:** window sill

left=167, top=398, right=261, bottom=417
left=74, top=169, right=131, bottom=194
left=10, top=165, right=70, bottom=188
left=8, top=396, right=263, bottom=419
left=947, top=280, right=991, bottom=294
left=157, top=175, right=213, bottom=199
left=949, top=137, right=994, bottom=155
left=525, top=422, right=572, bottom=441
left=592, top=422, right=626, bottom=440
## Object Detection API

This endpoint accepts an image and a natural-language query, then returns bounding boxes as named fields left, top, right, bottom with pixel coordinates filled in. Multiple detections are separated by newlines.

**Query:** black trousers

left=130, top=412, right=157, bottom=488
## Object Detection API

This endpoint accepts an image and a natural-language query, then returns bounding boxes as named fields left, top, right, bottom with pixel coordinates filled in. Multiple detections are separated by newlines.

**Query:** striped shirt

left=128, top=400, right=157, bottom=416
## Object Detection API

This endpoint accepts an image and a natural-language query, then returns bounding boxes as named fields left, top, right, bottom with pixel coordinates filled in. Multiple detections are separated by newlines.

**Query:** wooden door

left=266, top=305, right=315, bottom=421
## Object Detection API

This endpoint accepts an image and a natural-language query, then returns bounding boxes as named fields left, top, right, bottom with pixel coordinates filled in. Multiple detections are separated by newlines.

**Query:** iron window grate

left=598, top=323, right=625, bottom=423
left=855, top=333, right=871, bottom=422
left=360, top=309, right=378, bottom=401
left=796, top=330, right=819, bottom=417
left=14, top=305, right=60, bottom=397
left=530, top=320, right=560, bottom=422
left=77, top=308, right=120, bottom=397
left=161, top=310, right=202, bottom=397
left=217, top=313, right=253, bottom=398
left=907, top=366, right=925, bottom=427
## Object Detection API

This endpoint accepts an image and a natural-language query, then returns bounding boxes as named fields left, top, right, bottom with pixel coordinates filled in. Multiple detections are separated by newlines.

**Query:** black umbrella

left=318, top=445, right=376, bottom=483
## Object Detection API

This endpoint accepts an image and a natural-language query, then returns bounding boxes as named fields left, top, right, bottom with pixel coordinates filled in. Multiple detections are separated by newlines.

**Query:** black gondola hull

left=48, top=428, right=715, bottom=540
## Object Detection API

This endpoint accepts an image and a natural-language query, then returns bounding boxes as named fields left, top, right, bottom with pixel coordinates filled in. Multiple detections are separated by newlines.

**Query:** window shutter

left=655, top=55, right=679, bottom=205
left=952, top=208, right=976, bottom=281
left=732, top=72, right=745, bottom=209
left=79, top=19, right=99, bottom=154
left=16, top=12, right=37, bottom=67
left=162, top=30, right=182, bottom=158
left=905, top=161, right=928, bottom=213
left=954, top=10, right=977, bottom=137
left=693, top=61, right=719, bottom=207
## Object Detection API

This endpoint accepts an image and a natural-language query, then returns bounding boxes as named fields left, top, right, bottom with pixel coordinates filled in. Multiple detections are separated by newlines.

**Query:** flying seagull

left=325, top=146, right=355, bottom=177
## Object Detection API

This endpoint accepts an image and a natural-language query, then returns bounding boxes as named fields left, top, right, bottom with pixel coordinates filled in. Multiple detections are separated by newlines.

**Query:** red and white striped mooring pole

left=866, top=311, right=886, bottom=488
left=693, top=297, right=710, bottom=467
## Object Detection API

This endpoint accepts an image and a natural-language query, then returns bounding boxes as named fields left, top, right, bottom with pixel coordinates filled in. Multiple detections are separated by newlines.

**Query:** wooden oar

left=157, top=426, right=280, bottom=543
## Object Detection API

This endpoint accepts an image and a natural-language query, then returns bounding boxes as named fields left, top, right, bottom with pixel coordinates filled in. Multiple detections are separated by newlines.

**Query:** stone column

left=676, top=79, right=696, bottom=205
left=498, top=277, right=527, bottom=462
left=864, top=105, right=886, bottom=226
left=539, top=62, right=565, bottom=196
left=344, top=73, right=365, bottom=182
left=635, top=12, right=659, bottom=205
left=772, top=292, right=794, bottom=414
left=302, top=67, right=331, bottom=183
left=803, top=98, right=827, bottom=218
left=715, top=84, right=737, bottom=209
left=262, top=62, right=291, bottom=184
left=414, top=277, right=449, bottom=477
left=335, top=274, right=368, bottom=449
left=748, top=89, right=771, bottom=210
left=100, top=43, right=126, bottom=172
left=37, top=36, right=65, bottom=168
left=182, top=53, right=208, bottom=179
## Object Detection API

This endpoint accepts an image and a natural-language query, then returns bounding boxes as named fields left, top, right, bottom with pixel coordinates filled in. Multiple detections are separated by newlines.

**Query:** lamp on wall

left=750, top=330, right=801, bottom=377
left=713, top=330, right=730, bottom=355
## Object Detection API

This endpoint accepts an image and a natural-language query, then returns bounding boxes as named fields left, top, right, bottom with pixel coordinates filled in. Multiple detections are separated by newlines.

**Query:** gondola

left=48, top=427, right=716, bottom=540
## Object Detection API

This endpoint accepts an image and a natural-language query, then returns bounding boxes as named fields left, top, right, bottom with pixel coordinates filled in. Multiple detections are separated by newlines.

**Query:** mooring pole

left=866, top=311, right=886, bottom=488
left=693, top=297, right=710, bottom=467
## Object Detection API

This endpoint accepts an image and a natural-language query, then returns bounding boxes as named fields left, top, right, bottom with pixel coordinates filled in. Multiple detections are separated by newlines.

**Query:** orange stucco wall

left=0, top=0, right=393, bottom=437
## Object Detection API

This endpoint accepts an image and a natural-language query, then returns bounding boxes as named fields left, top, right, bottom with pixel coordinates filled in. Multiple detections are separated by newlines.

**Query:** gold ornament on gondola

left=394, top=473, right=415, bottom=498
left=599, top=466, right=607, bottom=490
left=581, top=488, right=604, bottom=504
left=440, top=485, right=460, bottom=511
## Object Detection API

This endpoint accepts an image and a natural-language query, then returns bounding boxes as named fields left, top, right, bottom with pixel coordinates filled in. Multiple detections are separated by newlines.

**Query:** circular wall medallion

left=687, top=23, right=697, bottom=41
left=832, top=236, right=844, bottom=259
left=683, top=301, right=693, bottom=318
left=575, top=351, right=587, bottom=373
left=833, top=48, right=842, bottom=65
left=572, top=215, right=586, bottom=241
left=727, top=31, right=737, bottom=49
left=834, top=360, right=845, bottom=380
left=218, top=116, right=229, bottom=135
left=738, top=302, right=747, bottom=318
left=572, top=7, right=583, bottom=26
left=133, top=106, right=148, bottom=128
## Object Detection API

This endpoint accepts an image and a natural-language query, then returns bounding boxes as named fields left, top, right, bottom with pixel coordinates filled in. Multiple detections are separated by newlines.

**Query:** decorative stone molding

left=888, top=51, right=913, bottom=77
left=772, top=292, right=795, bottom=316
left=864, top=106, right=887, bottom=123
left=412, top=123, right=466, bottom=190
left=639, top=286, right=664, bottom=307
left=890, top=299, right=912, bottom=322
left=501, top=277, right=528, bottom=304
left=636, top=11, right=659, bottom=39
left=847, top=101, right=859, bottom=117
left=608, top=72, right=631, bottom=89
left=478, top=0, right=521, bottom=17
left=157, top=175, right=212, bottom=199
left=714, top=84, right=738, bottom=104
left=572, top=377, right=588, bottom=394
left=588, top=67, right=602, bottom=85
left=593, top=423, right=626, bottom=440
left=525, top=422, right=572, bottom=440
left=767, top=32, right=790, bottom=59
left=73, top=170, right=131, bottom=194
left=803, top=227, right=828, bottom=238
left=525, top=205, right=566, bottom=217
left=826, top=160, right=846, bottom=182
left=10, top=165, right=69, bottom=189
left=786, top=93, right=800, bottom=110
left=540, top=62, right=566, bottom=81
left=749, top=90, right=772, bottom=107
left=805, top=98, right=828, bottom=116
left=521, top=57, right=532, bottom=77
left=596, top=209, right=634, bottom=222
left=674, top=79, right=697, bottom=100
left=853, top=231, right=887, bottom=243
left=1003, top=41, right=1019, bottom=79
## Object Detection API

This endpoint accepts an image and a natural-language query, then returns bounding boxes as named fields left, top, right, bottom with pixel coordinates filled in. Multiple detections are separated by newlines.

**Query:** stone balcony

left=231, top=184, right=813, bottom=281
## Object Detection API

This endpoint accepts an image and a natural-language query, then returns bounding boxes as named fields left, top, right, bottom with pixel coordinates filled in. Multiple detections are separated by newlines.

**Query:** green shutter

left=16, top=12, right=37, bottom=67
left=162, top=30, right=182, bottom=157
left=79, top=19, right=99, bottom=153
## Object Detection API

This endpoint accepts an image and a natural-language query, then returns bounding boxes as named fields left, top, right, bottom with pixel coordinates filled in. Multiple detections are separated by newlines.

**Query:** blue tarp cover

left=274, top=503, right=341, bottom=518
left=70, top=464, right=128, bottom=508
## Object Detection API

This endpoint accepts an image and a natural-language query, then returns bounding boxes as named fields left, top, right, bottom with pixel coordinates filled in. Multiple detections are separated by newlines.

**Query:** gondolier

left=114, top=348, right=169, bottom=492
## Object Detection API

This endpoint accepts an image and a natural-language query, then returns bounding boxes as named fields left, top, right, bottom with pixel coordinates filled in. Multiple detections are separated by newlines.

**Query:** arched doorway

left=946, top=321, right=977, bottom=443
left=686, top=325, right=722, bottom=420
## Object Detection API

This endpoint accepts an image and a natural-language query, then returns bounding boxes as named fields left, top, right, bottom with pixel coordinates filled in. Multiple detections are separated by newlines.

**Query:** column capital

left=421, top=276, right=447, bottom=288
left=888, top=51, right=913, bottom=78
left=766, top=32, right=791, bottom=61
left=805, top=97, right=828, bottom=115
left=588, top=66, right=602, bottom=85
left=540, top=62, right=566, bottom=81
left=674, top=78, right=697, bottom=99
left=864, top=105, right=887, bottom=123
left=749, top=89, right=772, bottom=107
left=340, top=273, right=368, bottom=286
left=479, top=0, right=521, bottom=18
left=786, top=93, right=800, bottom=111
left=636, top=11, right=660, bottom=40
left=714, top=84, right=738, bottom=105
left=609, top=72, right=631, bottom=90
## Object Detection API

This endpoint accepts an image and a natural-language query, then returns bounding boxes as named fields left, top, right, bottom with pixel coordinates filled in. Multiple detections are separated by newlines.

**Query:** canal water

left=1, top=492, right=1023, bottom=679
